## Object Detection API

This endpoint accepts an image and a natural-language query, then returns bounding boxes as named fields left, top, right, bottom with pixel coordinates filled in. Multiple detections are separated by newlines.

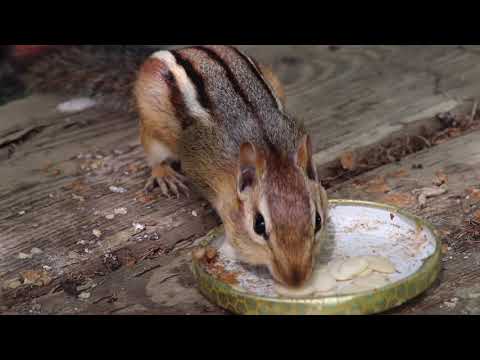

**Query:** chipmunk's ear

left=295, top=135, right=317, bottom=181
left=238, top=142, right=265, bottom=194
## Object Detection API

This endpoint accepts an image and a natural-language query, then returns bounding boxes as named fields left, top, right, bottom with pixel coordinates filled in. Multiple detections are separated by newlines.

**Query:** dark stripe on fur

left=170, top=50, right=212, bottom=113
left=161, top=67, right=193, bottom=129
left=195, top=46, right=278, bottom=151
left=228, top=46, right=278, bottom=108
left=192, top=46, right=255, bottom=112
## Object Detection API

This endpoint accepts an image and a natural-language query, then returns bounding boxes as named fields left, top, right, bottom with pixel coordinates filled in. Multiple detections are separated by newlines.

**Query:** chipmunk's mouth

left=269, top=262, right=314, bottom=289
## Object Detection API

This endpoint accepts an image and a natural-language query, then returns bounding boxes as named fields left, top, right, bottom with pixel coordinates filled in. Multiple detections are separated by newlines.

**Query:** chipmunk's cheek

left=268, top=265, right=287, bottom=286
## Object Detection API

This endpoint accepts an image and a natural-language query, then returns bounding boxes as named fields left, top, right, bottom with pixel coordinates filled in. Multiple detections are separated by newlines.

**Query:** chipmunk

left=7, top=45, right=329, bottom=288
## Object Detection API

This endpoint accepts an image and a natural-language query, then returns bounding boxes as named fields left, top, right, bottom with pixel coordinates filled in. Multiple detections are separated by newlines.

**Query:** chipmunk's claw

left=144, top=165, right=190, bottom=199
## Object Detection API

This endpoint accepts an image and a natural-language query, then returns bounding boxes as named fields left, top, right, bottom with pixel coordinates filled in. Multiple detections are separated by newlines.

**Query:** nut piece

left=331, top=257, right=369, bottom=281
left=353, top=272, right=389, bottom=290
left=312, top=270, right=337, bottom=293
left=357, top=268, right=373, bottom=278
left=192, top=247, right=206, bottom=261
left=363, top=256, right=396, bottom=274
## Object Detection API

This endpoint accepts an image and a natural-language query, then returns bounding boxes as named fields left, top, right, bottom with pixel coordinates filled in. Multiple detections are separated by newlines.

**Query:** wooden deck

left=1, top=45, right=480, bottom=315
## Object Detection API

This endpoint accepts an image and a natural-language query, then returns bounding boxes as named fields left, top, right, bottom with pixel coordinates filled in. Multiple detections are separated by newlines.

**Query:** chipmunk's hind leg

left=135, top=56, right=190, bottom=199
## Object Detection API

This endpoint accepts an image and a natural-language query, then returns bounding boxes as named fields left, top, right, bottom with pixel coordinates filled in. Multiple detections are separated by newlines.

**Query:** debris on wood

left=18, top=247, right=44, bottom=260
left=57, top=98, right=97, bottom=114
left=192, top=210, right=198, bottom=217
left=443, top=297, right=459, bottom=310
left=18, top=210, right=26, bottom=216
left=340, top=151, right=356, bottom=171
left=109, top=186, right=127, bottom=194
left=133, top=223, right=146, bottom=233
left=441, top=244, right=449, bottom=254
left=467, top=188, right=480, bottom=201
left=473, top=210, right=480, bottom=223
left=387, top=168, right=409, bottom=178
left=20, top=270, right=51, bottom=287
left=78, top=292, right=91, bottom=300
left=92, top=229, right=102, bottom=238
left=72, top=194, right=85, bottom=202
left=105, top=214, right=115, bottom=220
left=103, top=253, right=122, bottom=272
left=381, top=193, right=416, bottom=208
left=433, top=170, right=448, bottom=186
left=18, top=252, right=32, bottom=260
left=363, top=177, right=391, bottom=194
left=114, top=208, right=128, bottom=215
left=413, top=186, right=448, bottom=208
left=3, top=278, right=22, bottom=290
left=30, top=248, right=43, bottom=255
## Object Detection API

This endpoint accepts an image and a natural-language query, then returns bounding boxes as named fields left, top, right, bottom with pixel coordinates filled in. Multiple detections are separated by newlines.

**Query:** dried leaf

left=467, top=188, right=480, bottom=201
left=433, top=170, right=448, bottom=186
left=21, top=270, right=41, bottom=285
left=387, top=168, right=409, bottom=178
left=441, top=244, right=449, bottom=255
left=340, top=151, right=356, bottom=171
left=365, top=181, right=391, bottom=194
left=474, top=210, right=480, bottom=223
left=413, top=187, right=448, bottom=198
left=381, top=193, right=416, bottom=208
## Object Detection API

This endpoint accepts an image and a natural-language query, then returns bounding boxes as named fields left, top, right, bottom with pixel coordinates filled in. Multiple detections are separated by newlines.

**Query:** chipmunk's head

left=233, top=135, right=329, bottom=288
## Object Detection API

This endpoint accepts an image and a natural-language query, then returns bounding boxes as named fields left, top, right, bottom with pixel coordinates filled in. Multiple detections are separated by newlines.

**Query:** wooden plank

left=329, top=129, right=480, bottom=314
left=0, top=97, right=220, bottom=308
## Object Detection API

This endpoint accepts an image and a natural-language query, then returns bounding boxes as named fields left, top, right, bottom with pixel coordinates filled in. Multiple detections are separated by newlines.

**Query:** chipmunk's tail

left=5, top=45, right=155, bottom=113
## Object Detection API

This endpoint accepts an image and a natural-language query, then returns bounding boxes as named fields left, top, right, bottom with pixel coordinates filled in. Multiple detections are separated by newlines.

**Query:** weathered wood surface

left=1, top=46, right=480, bottom=314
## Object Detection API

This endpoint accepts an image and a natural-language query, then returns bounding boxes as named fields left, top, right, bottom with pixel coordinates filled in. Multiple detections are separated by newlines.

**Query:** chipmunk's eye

left=315, top=211, right=322, bottom=234
left=254, top=213, right=267, bottom=238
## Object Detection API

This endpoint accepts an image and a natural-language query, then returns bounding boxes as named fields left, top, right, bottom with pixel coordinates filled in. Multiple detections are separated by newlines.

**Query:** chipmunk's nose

left=281, top=264, right=313, bottom=288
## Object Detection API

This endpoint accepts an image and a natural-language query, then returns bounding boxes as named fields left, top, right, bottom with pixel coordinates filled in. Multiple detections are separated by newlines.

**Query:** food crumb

left=18, top=252, right=32, bottom=260
left=92, top=229, right=102, bottom=238
left=133, top=223, right=146, bottom=232
left=78, top=292, right=91, bottom=300
left=114, top=208, right=128, bottom=215
left=109, top=186, right=127, bottom=194
left=30, top=248, right=43, bottom=255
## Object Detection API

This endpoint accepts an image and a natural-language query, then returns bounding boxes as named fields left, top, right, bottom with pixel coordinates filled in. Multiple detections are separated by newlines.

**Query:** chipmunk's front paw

left=144, top=163, right=190, bottom=199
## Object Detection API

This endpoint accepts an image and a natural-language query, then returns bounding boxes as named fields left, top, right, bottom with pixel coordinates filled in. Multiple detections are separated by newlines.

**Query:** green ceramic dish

left=191, top=200, right=441, bottom=315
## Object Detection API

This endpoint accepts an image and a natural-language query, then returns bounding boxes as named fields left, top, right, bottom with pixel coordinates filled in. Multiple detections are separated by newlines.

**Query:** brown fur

left=136, top=58, right=182, bottom=159
left=257, top=63, right=286, bottom=106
